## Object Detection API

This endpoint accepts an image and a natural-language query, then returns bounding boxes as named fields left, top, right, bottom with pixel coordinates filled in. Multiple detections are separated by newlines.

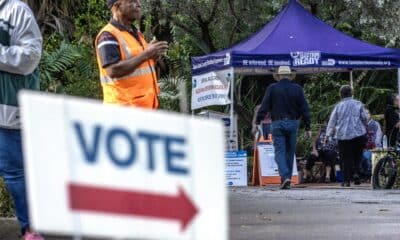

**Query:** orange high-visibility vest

left=96, top=23, right=159, bottom=108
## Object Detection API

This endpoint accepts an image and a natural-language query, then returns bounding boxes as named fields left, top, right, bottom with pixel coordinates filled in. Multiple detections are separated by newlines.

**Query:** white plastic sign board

left=225, top=151, right=247, bottom=186
left=257, top=143, right=298, bottom=177
left=198, top=111, right=238, bottom=151
left=19, top=91, right=227, bottom=240
left=191, top=68, right=232, bottom=110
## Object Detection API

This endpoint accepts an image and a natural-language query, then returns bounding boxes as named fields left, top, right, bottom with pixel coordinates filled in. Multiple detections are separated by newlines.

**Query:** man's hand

left=145, top=40, right=168, bottom=59
left=305, top=130, right=312, bottom=139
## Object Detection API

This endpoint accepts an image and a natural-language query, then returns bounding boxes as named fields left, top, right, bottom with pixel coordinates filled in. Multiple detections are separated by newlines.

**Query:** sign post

left=398, top=68, right=400, bottom=96
left=19, top=91, right=227, bottom=240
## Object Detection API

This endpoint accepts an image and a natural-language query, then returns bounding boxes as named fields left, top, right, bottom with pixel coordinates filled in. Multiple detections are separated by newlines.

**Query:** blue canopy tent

left=191, top=0, right=400, bottom=149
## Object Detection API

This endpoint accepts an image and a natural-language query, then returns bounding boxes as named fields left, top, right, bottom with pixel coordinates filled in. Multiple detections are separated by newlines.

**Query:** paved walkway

left=230, top=184, right=400, bottom=240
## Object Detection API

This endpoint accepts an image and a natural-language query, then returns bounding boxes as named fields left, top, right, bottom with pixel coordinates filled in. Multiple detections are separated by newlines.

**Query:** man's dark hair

left=339, top=85, right=352, bottom=98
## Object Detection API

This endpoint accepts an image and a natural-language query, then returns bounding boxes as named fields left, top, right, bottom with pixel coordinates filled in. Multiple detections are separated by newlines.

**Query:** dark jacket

left=256, top=79, right=311, bottom=130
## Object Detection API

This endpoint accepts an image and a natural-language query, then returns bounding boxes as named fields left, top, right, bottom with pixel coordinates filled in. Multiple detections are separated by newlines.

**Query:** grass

left=0, top=178, right=14, bottom=217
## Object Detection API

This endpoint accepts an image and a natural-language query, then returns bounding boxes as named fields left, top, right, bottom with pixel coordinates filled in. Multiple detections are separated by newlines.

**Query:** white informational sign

left=225, top=151, right=247, bottom=186
left=19, top=91, right=227, bottom=240
left=198, top=111, right=238, bottom=151
left=191, top=68, right=232, bottom=110
left=257, top=143, right=298, bottom=177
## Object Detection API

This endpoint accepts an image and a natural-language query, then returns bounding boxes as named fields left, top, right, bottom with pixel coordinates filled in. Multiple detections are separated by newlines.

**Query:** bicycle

left=372, top=148, right=398, bottom=189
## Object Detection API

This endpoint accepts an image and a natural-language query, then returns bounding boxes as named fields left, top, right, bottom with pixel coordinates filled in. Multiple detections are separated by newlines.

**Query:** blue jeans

left=0, top=128, right=29, bottom=234
left=272, top=120, right=299, bottom=181
left=362, top=150, right=372, bottom=175
left=261, top=123, right=272, bottom=140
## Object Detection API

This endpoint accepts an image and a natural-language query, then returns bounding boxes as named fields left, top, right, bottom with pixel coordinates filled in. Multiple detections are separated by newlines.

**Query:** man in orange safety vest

left=95, top=0, right=168, bottom=108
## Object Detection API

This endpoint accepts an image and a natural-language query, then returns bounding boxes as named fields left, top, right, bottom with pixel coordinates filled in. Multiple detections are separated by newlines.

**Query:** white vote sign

left=19, top=91, right=227, bottom=240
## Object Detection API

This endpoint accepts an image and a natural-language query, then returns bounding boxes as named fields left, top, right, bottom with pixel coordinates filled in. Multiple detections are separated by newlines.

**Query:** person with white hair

left=326, top=85, right=368, bottom=187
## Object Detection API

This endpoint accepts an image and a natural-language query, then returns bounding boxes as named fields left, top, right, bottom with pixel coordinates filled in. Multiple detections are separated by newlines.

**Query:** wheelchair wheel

left=372, top=156, right=397, bottom=189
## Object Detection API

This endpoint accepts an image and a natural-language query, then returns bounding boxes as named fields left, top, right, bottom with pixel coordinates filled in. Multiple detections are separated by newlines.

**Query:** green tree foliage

left=40, top=39, right=81, bottom=91
left=158, top=75, right=188, bottom=111
left=40, top=36, right=101, bottom=98
left=24, top=0, right=81, bottom=37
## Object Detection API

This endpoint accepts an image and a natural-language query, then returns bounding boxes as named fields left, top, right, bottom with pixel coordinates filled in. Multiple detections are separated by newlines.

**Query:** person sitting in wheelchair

left=303, top=125, right=338, bottom=183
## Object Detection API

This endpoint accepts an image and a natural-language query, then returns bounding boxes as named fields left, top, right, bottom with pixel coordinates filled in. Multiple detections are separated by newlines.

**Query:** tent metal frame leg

left=398, top=69, right=400, bottom=96
left=229, top=70, right=235, bottom=151
left=350, top=70, right=354, bottom=89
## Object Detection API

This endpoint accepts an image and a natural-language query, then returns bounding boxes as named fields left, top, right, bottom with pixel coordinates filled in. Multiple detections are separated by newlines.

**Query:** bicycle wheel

left=372, top=156, right=397, bottom=189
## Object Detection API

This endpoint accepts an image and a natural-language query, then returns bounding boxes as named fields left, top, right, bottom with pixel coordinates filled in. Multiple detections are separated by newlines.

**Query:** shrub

left=0, top=178, right=14, bottom=217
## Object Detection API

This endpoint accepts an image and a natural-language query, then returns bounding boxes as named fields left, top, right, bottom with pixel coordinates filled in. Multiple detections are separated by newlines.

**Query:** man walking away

left=256, top=66, right=311, bottom=189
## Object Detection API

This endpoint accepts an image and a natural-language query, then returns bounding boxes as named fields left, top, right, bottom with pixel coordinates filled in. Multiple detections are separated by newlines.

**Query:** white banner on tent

left=191, top=68, right=232, bottom=110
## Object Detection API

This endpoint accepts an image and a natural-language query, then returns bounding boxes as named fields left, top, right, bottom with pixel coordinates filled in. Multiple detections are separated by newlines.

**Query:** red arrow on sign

left=68, top=183, right=199, bottom=231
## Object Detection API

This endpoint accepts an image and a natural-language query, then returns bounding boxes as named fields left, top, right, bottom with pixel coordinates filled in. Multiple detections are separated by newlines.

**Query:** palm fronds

left=158, top=75, right=188, bottom=111
left=40, top=41, right=82, bottom=91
